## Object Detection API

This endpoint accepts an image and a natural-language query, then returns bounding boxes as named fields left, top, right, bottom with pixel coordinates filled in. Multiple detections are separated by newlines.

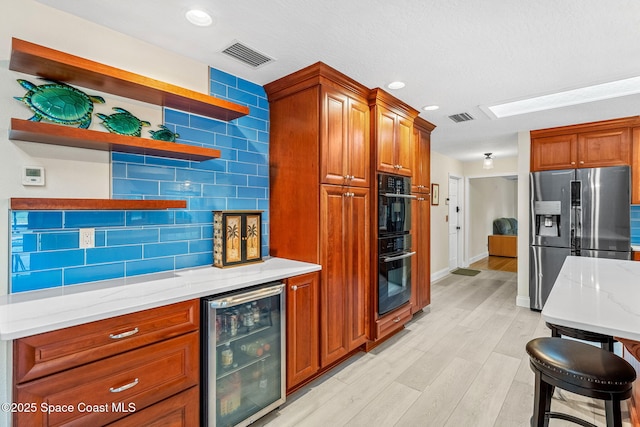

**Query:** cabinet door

left=320, top=185, right=349, bottom=366
left=347, top=97, right=370, bottom=187
left=577, top=127, right=631, bottom=168
left=411, top=196, right=431, bottom=312
left=286, top=272, right=320, bottom=391
left=396, top=115, right=414, bottom=177
left=375, top=106, right=398, bottom=174
left=633, top=127, right=640, bottom=204
left=321, top=88, right=348, bottom=185
left=531, top=134, right=577, bottom=171
left=346, top=187, right=370, bottom=348
left=412, top=127, right=431, bottom=192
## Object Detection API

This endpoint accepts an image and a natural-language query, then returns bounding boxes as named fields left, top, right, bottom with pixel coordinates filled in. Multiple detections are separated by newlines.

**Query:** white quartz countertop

left=0, top=257, right=321, bottom=340
left=542, top=256, right=640, bottom=342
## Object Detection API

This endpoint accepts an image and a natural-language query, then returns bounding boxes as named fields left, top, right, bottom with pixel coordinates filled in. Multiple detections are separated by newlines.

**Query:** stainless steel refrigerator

left=529, top=165, right=631, bottom=310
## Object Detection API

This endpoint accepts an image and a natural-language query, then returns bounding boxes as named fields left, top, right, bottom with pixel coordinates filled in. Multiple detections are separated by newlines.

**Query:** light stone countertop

left=0, top=257, right=321, bottom=340
left=542, top=256, right=640, bottom=342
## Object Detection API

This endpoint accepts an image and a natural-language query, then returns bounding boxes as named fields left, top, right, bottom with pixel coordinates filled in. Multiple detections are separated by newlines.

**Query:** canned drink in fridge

left=216, top=314, right=223, bottom=340
left=227, top=312, right=238, bottom=336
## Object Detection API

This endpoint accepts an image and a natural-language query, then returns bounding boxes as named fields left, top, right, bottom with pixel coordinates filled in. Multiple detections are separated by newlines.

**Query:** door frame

left=464, top=173, right=519, bottom=267
left=448, top=174, right=463, bottom=270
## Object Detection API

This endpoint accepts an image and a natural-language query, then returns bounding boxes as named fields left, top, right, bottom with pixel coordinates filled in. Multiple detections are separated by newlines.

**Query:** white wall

left=516, top=131, right=532, bottom=307
left=0, top=1, right=214, bottom=422
left=467, top=177, right=518, bottom=261
left=430, top=151, right=464, bottom=279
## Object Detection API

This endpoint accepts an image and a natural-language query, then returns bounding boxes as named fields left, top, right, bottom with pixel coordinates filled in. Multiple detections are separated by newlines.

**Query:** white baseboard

left=431, top=267, right=450, bottom=282
left=516, top=295, right=530, bottom=308
left=468, top=251, right=488, bottom=264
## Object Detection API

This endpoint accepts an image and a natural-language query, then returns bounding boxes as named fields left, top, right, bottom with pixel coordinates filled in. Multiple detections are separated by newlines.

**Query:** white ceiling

left=36, top=0, right=640, bottom=161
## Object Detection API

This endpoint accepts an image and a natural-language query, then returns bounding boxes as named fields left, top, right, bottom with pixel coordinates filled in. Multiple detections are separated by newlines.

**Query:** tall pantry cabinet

left=265, top=62, right=371, bottom=390
left=411, top=117, right=435, bottom=313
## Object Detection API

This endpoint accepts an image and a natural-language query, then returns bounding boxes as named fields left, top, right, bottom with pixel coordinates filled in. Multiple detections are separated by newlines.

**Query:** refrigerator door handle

left=209, top=283, right=284, bottom=308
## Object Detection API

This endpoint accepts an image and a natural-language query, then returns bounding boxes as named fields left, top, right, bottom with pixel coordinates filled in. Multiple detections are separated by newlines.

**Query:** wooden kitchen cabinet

left=320, top=185, right=370, bottom=366
left=266, top=62, right=371, bottom=382
left=285, top=272, right=320, bottom=391
left=530, top=117, right=638, bottom=172
left=632, top=127, right=640, bottom=204
left=369, top=89, right=418, bottom=177
left=321, top=87, right=370, bottom=187
left=410, top=117, right=434, bottom=314
left=13, top=300, right=199, bottom=426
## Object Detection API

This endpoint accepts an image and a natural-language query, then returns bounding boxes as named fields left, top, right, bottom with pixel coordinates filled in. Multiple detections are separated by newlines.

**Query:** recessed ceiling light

left=185, top=9, right=212, bottom=26
left=423, top=105, right=440, bottom=111
left=387, top=81, right=405, bottom=90
left=486, top=75, right=640, bottom=118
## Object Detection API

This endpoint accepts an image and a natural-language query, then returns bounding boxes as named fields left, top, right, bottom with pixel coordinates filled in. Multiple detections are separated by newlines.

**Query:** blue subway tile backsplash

left=631, top=205, right=640, bottom=246
left=10, top=68, right=269, bottom=292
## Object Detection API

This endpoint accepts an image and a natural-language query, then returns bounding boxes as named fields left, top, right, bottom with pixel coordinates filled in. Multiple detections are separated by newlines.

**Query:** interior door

left=448, top=176, right=460, bottom=270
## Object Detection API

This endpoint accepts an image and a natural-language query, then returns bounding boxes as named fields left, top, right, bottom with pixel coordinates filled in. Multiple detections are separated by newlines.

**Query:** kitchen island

left=542, top=256, right=640, bottom=426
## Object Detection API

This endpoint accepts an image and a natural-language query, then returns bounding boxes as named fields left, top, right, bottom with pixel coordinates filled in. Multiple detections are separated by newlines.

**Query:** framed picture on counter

left=431, top=183, right=439, bottom=205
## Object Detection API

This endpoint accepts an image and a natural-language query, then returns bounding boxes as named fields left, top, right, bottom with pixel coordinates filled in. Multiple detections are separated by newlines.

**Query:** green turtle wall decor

left=14, top=79, right=106, bottom=128
left=149, top=125, right=180, bottom=142
left=96, top=107, right=150, bottom=137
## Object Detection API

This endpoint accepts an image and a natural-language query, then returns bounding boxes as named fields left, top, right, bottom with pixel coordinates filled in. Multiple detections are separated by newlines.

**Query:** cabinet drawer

left=14, top=331, right=199, bottom=427
left=107, top=386, right=199, bottom=427
left=375, top=304, right=412, bottom=340
left=14, top=300, right=199, bottom=383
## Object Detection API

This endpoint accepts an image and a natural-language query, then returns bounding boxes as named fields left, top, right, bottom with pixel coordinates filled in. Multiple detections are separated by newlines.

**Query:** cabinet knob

left=291, top=285, right=298, bottom=291
left=579, top=161, right=584, bottom=164
left=571, top=161, right=576, bottom=165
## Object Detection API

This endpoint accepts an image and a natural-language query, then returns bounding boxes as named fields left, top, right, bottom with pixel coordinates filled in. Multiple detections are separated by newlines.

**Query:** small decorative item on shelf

left=96, top=107, right=150, bottom=137
left=213, top=210, right=263, bottom=268
left=149, top=124, right=180, bottom=142
left=14, top=79, right=105, bottom=129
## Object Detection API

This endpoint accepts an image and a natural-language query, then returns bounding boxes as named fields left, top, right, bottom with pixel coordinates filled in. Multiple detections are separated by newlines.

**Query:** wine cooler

left=202, top=282, right=285, bottom=426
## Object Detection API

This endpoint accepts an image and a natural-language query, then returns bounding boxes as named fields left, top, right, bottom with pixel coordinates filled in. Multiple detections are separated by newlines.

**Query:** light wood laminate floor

left=258, top=269, right=632, bottom=426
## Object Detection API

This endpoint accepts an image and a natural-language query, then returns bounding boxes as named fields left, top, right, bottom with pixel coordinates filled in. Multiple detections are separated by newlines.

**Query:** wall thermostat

left=22, top=166, right=45, bottom=186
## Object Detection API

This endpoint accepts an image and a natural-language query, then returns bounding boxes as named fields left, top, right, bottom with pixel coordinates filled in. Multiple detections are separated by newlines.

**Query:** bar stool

left=546, top=322, right=616, bottom=352
left=526, top=337, right=635, bottom=427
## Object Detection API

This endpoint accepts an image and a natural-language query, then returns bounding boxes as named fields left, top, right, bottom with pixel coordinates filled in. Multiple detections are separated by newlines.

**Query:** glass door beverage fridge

left=202, top=282, right=285, bottom=426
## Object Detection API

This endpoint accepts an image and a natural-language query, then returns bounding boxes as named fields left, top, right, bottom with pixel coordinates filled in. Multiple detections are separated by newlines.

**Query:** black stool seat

left=526, top=337, right=636, bottom=427
left=546, top=322, right=616, bottom=352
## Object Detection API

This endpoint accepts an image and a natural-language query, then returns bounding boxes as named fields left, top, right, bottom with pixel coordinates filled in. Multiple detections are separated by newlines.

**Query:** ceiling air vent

left=448, top=112, right=474, bottom=123
left=221, top=41, right=274, bottom=68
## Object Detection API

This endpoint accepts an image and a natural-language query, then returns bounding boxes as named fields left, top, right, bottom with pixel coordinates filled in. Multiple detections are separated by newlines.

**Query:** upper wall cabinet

left=530, top=117, right=639, bottom=172
left=8, top=38, right=250, bottom=161
left=369, top=89, right=419, bottom=177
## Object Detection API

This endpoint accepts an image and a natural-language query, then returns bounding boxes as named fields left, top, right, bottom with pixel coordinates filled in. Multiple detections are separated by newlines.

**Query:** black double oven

left=377, top=173, right=415, bottom=315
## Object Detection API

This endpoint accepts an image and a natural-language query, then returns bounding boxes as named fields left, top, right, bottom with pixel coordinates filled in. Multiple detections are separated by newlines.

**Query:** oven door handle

left=383, top=251, right=416, bottom=263
left=382, top=193, right=417, bottom=199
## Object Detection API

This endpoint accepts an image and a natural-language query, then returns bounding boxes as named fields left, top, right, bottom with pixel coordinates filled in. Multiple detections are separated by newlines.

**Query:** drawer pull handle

left=109, top=327, right=139, bottom=339
left=109, top=378, right=139, bottom=393
left=394, top=317, right=401, bottom=323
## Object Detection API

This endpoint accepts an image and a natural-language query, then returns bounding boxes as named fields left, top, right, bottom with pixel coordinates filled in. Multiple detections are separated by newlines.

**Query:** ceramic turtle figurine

left=149, top=125, right=180, bottom=142
left=96, top=107, right=150, bottom=137
left=14, top=79, right=105, bottom=128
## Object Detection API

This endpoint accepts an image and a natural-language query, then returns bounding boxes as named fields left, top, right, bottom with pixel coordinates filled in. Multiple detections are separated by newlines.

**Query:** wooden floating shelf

left=9, top=38, right=249, bottom=121
left=11, top=198, right=187, bottom=211
left=10, top=118, right=221, bottom=161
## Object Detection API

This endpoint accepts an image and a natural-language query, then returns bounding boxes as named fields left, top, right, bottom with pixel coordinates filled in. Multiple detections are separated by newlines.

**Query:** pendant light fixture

left=483, top=153, right=494, bottom=169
